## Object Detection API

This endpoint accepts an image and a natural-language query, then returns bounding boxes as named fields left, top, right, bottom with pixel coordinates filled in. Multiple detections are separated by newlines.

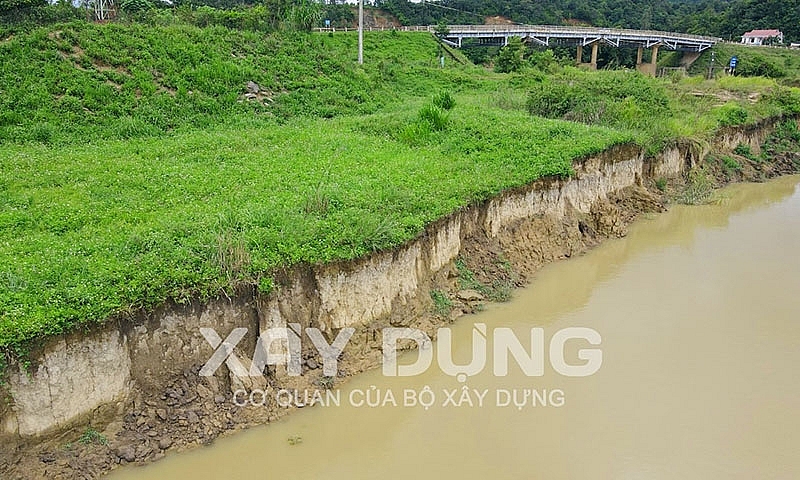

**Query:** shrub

left=118, top=0, right=153, bottom=13
left=733, top=143, right=758, bottom=162
left=717, top=102, right=749, bottom=127
left=526, top=82, right=576, bottom=118
left=527, top=49, right=556, bottom=71
left=526, top=70, right=669, bottom=127
left=494, top=37, right=526, bottom=73
left=774, top=120, right=800, bottom=142
left=737, top=54, right=787, bottom=78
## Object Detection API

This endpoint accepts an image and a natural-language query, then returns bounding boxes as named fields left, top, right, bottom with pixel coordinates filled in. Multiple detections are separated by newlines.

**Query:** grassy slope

left=686, top=43, right=800, bottom=80
left=0, top=22, right=632, bottom=349
left=0, top=107, right=628, bottom=347
left=0, top=23, right=477, bottom=144
left=1, top=21, right=799, bottom=351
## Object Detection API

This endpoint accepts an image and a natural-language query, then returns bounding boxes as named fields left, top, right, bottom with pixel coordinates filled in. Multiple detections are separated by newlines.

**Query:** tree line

left=2, top=0, right=798, bottom=43
left=376, top=0, right=799, bottom=43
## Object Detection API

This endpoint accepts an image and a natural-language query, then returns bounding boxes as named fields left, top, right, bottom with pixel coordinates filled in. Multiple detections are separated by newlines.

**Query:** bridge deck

left=442, top=25, right=720, bottom=51
left=312, top=24, right=720, bottom=52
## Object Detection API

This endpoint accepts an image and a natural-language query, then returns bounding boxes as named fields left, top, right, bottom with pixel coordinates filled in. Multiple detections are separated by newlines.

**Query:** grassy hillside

left=686, top=43, right=800, bottom=80
left=0, top=21, right=478, bottom=144
left=1, top=19, right=799, bottom=354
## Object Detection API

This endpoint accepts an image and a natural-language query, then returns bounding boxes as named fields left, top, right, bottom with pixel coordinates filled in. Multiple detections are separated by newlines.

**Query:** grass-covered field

left=1, top=19, right=800, bottom=353
left=0, top=104, right=629, bottom=348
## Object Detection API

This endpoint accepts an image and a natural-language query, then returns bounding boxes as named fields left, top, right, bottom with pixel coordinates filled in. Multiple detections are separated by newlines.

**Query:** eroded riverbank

left=1, top=119, right=798, bottom=479
left=108, top=175, right=800, bottom=479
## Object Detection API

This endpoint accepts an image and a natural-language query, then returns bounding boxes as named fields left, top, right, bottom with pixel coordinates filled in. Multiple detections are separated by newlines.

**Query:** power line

left=420, top=0, right=487, bottom=20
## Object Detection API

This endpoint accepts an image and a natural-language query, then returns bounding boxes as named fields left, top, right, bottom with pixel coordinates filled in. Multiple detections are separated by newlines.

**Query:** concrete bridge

left=314, top=24, right=720, bottom=76
left=440, top=25, right=720, bottom=75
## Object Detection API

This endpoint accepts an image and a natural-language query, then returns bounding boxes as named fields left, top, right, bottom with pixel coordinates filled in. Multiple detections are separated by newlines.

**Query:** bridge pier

left=577, top=42, right=599, bottom=70
left=636, top=44, right=660, bottom=77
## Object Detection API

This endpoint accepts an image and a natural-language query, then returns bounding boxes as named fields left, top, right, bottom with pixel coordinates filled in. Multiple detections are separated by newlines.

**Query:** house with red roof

left=741, top=29, right=784, bottom=46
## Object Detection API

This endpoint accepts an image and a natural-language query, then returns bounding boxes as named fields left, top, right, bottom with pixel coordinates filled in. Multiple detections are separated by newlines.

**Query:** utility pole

left=707, top=51, right=715, bottom=79
left=358, top=0, right=364, bottom=64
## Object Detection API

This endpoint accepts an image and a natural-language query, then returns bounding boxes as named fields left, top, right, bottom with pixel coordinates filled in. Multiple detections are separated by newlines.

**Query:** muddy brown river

left=108, top=176, right=800, bottom=479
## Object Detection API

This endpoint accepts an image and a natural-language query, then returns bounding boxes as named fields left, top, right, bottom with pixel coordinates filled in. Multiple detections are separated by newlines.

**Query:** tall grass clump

left=418, top=104, right=449, bottom=131
left=677, top=168, right=714, bottom=205
left=432, top=90, right=455, bottom=110
left=399, top=98, right=453, bottom=143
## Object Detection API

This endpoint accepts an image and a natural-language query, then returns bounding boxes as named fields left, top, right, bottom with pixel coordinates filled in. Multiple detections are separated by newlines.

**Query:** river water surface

left=109, top=176, right=800, bottom=479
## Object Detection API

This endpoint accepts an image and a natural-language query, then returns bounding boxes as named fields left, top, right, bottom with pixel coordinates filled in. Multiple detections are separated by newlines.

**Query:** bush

left=118, top=0, right=153, bottom=13
left=717, top=102, right=749, bottom=127
left=0, top=2, right=83, bottom=32
left=527, top=49, right=556, bottom=71
left=733, top=143, right=759, bottom=162
left=774, top=120, right=800, bottom=142
left=526, top=81, right=577, bottom=118
left=737, top=54, right=787, bottom=78
left=526, top=70, right=669, bottom=128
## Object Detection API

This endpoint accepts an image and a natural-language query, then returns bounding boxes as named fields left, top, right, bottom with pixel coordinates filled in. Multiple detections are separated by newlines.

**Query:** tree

left=494, top=37, right=526, bottom=73
left=0, top=0, right=45, bottom=13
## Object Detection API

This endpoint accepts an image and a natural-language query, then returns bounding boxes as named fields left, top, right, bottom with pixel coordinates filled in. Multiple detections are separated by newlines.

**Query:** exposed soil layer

left=1, top=119, right=798, bottom=479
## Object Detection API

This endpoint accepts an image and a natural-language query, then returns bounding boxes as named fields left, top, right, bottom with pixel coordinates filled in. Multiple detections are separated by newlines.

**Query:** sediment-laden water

left=108, top=176, right=800, bottom=479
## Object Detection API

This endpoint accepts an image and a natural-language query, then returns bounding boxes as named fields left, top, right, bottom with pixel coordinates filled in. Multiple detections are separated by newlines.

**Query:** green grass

left=430, top=290, right=452, bottom=317
left=521, top=65, right=799, bottom=154
left=721, top=155, right=743, bottom=173
left=0, top=99, right=628, bottom=348
left=0, top=21, right=484, bottom=145
left=1, top=19, right=800, bottom=354
left=77, top=427, right=107, bottom=446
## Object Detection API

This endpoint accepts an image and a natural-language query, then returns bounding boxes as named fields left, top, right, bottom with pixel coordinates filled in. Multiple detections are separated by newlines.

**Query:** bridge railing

left=443, top=24, right=720, bottom=43
left=312, top=24, right=721, bottom=44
